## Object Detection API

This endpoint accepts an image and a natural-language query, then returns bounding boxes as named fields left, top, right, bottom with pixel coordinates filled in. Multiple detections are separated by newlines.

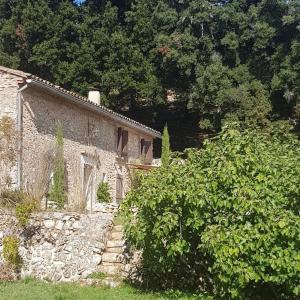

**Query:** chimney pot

left=88, top=91, right=100, bottom=105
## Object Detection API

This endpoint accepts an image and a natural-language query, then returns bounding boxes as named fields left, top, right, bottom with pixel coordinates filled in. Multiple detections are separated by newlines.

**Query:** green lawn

left=0, top=279, right=211, bottom=300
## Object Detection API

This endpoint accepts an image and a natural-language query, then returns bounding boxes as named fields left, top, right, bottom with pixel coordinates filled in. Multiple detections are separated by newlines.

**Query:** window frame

left=116, top=127, right=128, bottom=159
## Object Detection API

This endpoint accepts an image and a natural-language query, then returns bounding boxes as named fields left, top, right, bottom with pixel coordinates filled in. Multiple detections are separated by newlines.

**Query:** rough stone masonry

left=0, top=204, right=118, bottom=281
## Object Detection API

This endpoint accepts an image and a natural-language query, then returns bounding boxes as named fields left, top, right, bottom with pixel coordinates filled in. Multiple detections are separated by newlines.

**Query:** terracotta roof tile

left=0, top=66, right=161, bottom=137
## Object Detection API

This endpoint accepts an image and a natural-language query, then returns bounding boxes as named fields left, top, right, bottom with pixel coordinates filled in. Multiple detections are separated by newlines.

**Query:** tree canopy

left=0, top=0, right=299, bottom=148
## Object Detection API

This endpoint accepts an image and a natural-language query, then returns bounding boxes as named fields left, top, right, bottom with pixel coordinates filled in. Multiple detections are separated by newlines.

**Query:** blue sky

left=74, top=0, right=85, bottom=5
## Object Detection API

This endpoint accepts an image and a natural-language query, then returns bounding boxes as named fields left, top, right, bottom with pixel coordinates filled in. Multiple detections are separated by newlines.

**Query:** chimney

left=88, top=90, right=101, bottom=106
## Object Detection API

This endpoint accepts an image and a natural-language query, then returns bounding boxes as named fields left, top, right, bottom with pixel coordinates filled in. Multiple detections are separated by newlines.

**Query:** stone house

left=0, top=66, right=161, bottom=210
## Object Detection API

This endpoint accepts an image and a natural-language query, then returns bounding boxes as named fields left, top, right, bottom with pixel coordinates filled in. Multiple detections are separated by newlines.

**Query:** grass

left=0, top=278, right=212, bottom=300
left=87, top=272, right=108, bottom=280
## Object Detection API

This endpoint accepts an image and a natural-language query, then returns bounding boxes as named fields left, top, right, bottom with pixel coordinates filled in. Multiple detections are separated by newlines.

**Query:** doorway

left=81, top=155, right=95, bottom=211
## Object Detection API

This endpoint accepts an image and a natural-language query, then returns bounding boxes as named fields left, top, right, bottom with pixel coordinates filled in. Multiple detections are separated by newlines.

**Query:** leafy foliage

left=0, top=0, right=299, bottom=145
left=3, top=235, right=22, bottom=268
left=122, top=125, right=300, bottom=299
left=161, top=124, right=170, bottom=167
left=49, top=123, right=66, bottom=209
left=15, top=202, right=36, bottom=227
left=96, top=181, right=111, bottom=203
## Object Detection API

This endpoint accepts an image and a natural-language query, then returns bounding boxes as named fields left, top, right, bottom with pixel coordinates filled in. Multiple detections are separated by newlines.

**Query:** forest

left=0, top=0, right=299, bottom=150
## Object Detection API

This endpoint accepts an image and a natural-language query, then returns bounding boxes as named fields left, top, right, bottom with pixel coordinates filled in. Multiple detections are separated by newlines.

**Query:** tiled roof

left=0, top=66, right=161, bottom=138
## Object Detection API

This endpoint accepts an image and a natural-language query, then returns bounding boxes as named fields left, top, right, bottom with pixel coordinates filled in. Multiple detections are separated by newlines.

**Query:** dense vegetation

left=122, top=125, right=300, bottom=299
left=0, top=0, right=299, bottom=149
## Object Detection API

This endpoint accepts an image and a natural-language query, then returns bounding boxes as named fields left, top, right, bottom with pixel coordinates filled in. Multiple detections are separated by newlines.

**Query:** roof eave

left=25, top=79, right=161, bottom=139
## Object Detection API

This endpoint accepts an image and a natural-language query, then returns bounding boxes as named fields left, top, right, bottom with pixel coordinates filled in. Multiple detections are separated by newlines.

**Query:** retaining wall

left=0, top=205, right=118, bottom=281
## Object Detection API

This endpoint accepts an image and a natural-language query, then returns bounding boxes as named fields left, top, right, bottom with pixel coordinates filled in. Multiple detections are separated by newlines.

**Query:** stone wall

left=21, top=86, right=153, bottom=208
left=0, top=71, right=20, bottom=189
left=0, top=206, right=118, bottom=281
left=0, top=69, right=155, bottom=208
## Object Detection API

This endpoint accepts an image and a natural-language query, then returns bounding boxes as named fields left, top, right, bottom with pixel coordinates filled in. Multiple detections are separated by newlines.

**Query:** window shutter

left=140, top=138, right=145, bottom=162
left=144, top=141, right=152, bottom=164
left=140, top=139, right=152, bottom=164
left=122, top=130, right=128, bottom=159
left=114, top=128, right=118, bottom=151
left=117, top=127, right=122, bottom=156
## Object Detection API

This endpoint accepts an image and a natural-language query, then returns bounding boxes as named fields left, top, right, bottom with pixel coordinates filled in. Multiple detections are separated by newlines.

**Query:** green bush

left=3, top=236, right=22, bottom=268
left=122, top=126, right=300, bottom=299
left=15, top=202, right=36, bottom=226
left=97, top=181, right=111, bottom=203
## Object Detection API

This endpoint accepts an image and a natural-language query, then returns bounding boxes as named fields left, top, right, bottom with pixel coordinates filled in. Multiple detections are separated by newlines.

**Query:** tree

left=49, top=123, right=66, bottom=208
left=122, top=125, right=300, bottom=299
left=0, top=0, right=300, bottom=145
left=161, top=123, right=170, bottom=167
left=189, top=56, right=271, bottom=131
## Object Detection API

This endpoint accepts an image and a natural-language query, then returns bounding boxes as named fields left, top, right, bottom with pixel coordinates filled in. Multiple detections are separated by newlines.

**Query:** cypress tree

left=49, top=123, right=66, bottom=208
left=161, top=124, right=170, bottom=167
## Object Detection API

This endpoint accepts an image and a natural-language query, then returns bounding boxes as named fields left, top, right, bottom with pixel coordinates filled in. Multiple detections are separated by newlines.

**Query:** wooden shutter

left=117, top=127, right=122, bottom=156
left=121, top=130, right=128, bottom=159
left=144, top=141, right=152, bottom=164
left=140, top=139, right=145, bottom=162
left=140, top=139, right=152, bottom=164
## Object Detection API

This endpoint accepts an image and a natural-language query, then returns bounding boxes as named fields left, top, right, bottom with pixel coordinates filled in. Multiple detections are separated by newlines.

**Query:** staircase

left=98, top=224, right=128, bottom=280
left=81, top=223, right=140, bottom=288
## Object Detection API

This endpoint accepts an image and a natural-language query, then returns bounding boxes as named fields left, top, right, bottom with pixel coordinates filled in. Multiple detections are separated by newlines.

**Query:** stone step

left=98, top=263, right=125, bottom=276
left=112, top=225, right=124, bottom=233
left=107, top=240, right=125, bottom=248
left=106, top=246, right=125, bottom=254
left=102, top=253, right=124, bottom=263
left=101, top=277, right=122, bottom=288
left=110, top=231, right=124, bottom=240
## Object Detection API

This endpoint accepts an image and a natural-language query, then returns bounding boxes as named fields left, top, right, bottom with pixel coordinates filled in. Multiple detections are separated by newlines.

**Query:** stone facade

left=0, top=207, right=118, bottom=281
left=0, top=71, right=21, bottom=188
left=0, top=66, right=160, bottom=209
left=21, top=87, right=150, bottom=209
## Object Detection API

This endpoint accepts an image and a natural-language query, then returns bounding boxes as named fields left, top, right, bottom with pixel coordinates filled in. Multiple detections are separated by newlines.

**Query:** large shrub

left=122, top=126, right=300, bottom=299
left=97, top=181, right=111, bottom=203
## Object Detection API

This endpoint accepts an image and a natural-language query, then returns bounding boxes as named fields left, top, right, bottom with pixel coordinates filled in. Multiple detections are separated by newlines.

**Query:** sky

left=74, top=0, right=85, bottom=5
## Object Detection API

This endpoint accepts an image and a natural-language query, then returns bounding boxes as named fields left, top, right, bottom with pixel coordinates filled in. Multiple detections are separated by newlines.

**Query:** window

left=81, top=155, right=96, bottom=211
left=140, top=139, right=152, bottom=164
left=121, top=130, right=128, bottom=158
left=102, top=173, right=107, bottom=183
left=116, top=127, right=128, bottom=159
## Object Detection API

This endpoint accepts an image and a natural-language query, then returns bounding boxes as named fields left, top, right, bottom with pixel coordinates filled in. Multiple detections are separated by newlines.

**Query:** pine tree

left=161, top=124, right=170, bottom=167
left=49, top=123, right=66, bottom=208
